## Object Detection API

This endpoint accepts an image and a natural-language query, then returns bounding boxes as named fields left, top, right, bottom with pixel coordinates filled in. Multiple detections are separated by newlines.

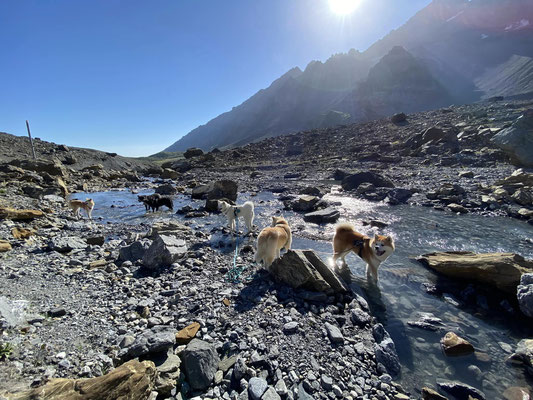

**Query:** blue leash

left=224, top=209, right=251, bottom=284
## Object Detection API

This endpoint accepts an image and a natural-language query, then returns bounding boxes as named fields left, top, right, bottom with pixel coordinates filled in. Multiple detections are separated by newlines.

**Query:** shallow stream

left=73, top=187, right=533, bottom=398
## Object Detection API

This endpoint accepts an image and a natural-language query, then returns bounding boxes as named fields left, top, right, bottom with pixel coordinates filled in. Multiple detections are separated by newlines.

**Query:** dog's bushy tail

left=335, top=222, right=355, bottom=234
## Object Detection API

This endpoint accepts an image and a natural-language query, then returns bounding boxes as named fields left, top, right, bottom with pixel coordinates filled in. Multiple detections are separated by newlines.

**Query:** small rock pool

left=72, top=187, right=533, bottom=398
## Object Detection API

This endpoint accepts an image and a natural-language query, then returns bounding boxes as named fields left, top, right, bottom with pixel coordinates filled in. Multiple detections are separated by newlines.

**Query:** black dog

left=138, top=193, right=173, bottom=212
left=137, top=194, right=154, bottom=211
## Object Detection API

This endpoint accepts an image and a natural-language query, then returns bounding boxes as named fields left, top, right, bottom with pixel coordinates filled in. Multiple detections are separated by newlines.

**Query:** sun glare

left=328, top=0, right=360, bottom=15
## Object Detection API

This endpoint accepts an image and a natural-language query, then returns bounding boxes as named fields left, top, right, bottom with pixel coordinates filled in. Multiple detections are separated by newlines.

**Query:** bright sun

left=328, top=0, right=360, bottom=15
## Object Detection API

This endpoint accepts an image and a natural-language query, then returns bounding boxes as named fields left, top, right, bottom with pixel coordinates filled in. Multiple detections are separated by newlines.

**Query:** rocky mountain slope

left=475, top=54, right=533, bottom=98
left=0, top=132, right=154, bottom=172
left=166, top=0, right=533, bottom=152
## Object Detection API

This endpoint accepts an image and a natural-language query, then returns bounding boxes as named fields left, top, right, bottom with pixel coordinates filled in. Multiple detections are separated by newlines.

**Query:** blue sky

left=0, top=0, right=431, bottom=157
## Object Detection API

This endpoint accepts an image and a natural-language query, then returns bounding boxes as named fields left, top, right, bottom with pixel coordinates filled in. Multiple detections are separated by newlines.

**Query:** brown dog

left=255, top=216, right=292, bottom=268
left=68, top=198, right=95, bottom=220
left=332, top=223, right=395, bottom=282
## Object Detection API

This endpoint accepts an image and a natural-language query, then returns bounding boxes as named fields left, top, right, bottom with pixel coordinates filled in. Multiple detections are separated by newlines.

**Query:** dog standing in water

left=255, top=216, right=292, bottom=268
left=138, top=194, right=173, bottom=212
left=217, top=200, right=255, bottom=233
left=332, top=223, right=395, bottom=283
left=68, top=198, right=95, bottom=220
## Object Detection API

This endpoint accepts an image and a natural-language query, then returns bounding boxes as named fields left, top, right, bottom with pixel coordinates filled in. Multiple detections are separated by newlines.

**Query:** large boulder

left=341, top=172, right=395, bottom=191
left=155, top=183, right=177, bottom=195
left=119, top=325, right=176, bottom=360
left=303, top=207, right=340, bottom=224
left=416, top=252, right=533, bottom=294
left=437, top=381, right=485, bottom=400
left=160, top=168, right=179, bottom=180
left=148, top=221, right=191, bottom=239
left=436, top=183, right=465, bottom=197
left=191, top=184, right=212, bottom=200
left=269, top=249, right=347, bottom=293
left=48, top=236, right=87, bottom=253
left=517, top=273, right=533, bottom=318
left=386, top=188, right=412, bottom=205
left=391, top=112, right=407, bottom=123
left=184, top=147, right=204, bottom=159
left=10, top=158, right=68, bottom=178
left=171, top=160, right=192, bottom=173
left=118, top=240, right=151, bottom=263
left=142, top=234, right=187, bottom=269
left=496, top=169, right=533, bottom=188
left=292, top=195, right=319, bottom=212
left=0, top=208, right=44, bottom=220
left=491, top=110, right=533, bottom=167
left=421, top=127, right=452, bottom=144
left=181, top=339, right=220, bottom=391
left=191, top=179, right=238, bottom=212
left=512, top=188, right=533, bottom=206
left=191, top=179, right=238, bottom=211
left=4, top=359, right=157, bottom=400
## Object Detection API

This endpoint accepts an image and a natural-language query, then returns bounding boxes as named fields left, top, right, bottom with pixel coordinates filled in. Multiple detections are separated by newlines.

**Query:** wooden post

left=25, top=120, right=36, bottom=160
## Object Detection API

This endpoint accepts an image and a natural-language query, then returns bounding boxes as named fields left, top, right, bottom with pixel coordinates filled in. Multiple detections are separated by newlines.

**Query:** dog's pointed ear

left=374, top=233, right=379, bottom=240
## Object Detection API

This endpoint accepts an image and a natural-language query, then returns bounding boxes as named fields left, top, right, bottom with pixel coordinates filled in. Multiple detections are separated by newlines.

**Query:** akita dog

left=332, top=223, right=395, bottom=282
left=217, top=200, right=254, bottom=233
left=255, top=216, right=292, bottom=268
left=68, top=198, right=95, bottom=220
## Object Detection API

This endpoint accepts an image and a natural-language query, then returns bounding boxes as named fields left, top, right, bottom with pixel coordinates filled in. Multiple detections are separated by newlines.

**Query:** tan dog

left=68, top=198, right=95, bottom=220
left=332, top=223, right=395, bottom=282
left=255, top=216, right=292, bottom=268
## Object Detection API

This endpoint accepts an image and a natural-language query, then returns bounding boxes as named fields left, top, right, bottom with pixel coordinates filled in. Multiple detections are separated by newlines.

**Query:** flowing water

left=73, top=187, right=533, bottom=397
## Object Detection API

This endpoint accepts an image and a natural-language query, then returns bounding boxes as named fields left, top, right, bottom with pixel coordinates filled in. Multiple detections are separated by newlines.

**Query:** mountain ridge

left=165, top=0, right=533, bottom=152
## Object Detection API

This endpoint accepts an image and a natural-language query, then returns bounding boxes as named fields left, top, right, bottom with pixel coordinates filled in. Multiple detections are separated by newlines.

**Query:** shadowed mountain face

left=165, top=0, right=533, bottom=152
left=352, top=46, right=454, bottom=117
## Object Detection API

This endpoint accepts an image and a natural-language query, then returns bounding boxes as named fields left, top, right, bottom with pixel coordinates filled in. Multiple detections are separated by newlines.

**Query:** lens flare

left=328, top=0, right=360, bottom=15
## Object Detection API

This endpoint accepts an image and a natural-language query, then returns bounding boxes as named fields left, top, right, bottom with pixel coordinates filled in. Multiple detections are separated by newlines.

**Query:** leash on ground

left=224, top=210, right=252, bottom=284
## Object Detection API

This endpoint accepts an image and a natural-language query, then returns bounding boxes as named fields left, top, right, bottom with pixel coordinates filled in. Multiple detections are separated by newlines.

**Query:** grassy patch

left=0, top=342, right=14, bottom=360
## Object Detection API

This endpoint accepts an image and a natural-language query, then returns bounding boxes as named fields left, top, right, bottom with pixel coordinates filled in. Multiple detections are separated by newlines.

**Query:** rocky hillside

left=0, top=131, right=181, bottom=200
left=165, top=0, right=533, bottom=152
left=168, top=99, right=533, bottom=224
left=0, top=132, right=154, bottom=172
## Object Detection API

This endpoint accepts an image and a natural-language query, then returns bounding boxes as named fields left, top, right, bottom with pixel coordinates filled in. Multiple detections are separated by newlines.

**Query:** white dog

left=217, top=200, right=255, bottom=233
